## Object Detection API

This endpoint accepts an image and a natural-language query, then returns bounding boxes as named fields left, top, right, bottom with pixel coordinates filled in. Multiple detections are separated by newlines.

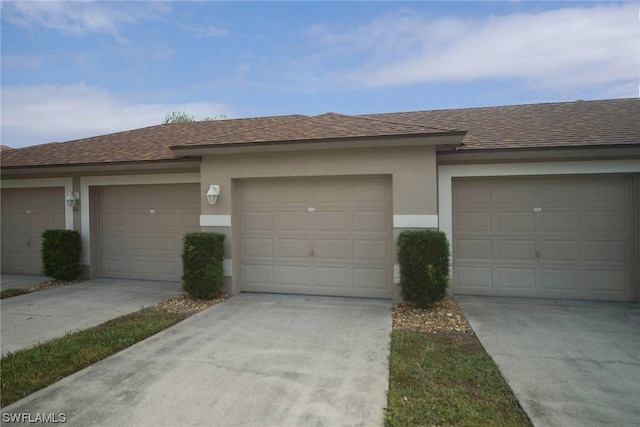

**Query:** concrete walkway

left=1, top=278, right=182, bottom=355
left=456, top=296, right=640, bottom=427
left=2, top=294, right=392, bottom=427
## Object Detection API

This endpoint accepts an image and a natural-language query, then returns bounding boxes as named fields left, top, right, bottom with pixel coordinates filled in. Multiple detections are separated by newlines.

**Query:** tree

left=164, top=111, right=195, bottom=124
left=164, top=111, right=227, bottom=124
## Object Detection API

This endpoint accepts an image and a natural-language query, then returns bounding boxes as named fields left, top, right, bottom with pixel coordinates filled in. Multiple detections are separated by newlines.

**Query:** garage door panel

left=353, top=239, right=388, bottom=261
left=536, top=212, right=581, bottom=233
left=314, top=239, right=349, bottom=260
left=498, top=268, right=536, bottom=289
left=314, top=211, right=350, bottom=232
left=353, top=211, right=389, bottom=232
left=455, top=239, right=492, bottom=259
left=497, top=240, right=536, bottom=260
left=495, top=212, right=534, bottom=233
left=242, top=181, right=275, bottom=205
left=495, top=181, right=534, bottom=205
left=538, top=240, right=582, bottom=261
left=243, top=264, right=275, bottom=286
left=240, top=177, right=391, bottom=298
left=456, top=266, right=493, bottom=288
left=314, top=266, right=349, bottom=287
left=455, top=211, right=491, bottom=233
left=155, top=213, right=178, bottom=227
left=587, top=271, right=628, bottom=292
left=536, top=181, right=580, bottom=204
left=583, top=241, right=628, bottom=262
left=538, top=269, right=582, bottom=290
left=583, top=178, right=630, bottom=205
left=278, top=238, right=311, bottom=258
left=455, top=181, right=491, bottom=206
left=583, top=212, right=628, bottom=233
left=275, top=182, right=311, bottom=203
left=353, top=181, right=389, bottom=204
left=243, top=212, right=274, bottom=232
left=244, top=238, right=274, bottom=257
left=316, top=182, right=351, bottom=203
left=278, top=265, right=311, bottom=286
left=354, top=268, right=389, bottom=290
left=453, top=175, right=633, bottom=301
left=277, top=211, right=309, bottom=231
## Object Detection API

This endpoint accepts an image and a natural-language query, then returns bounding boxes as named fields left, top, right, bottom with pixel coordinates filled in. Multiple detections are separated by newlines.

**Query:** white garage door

left=453, top=175, right=633, bottom=301
left=1, top=188, right=66, bottom=274
left=99, top=184, right=200, bottom=281
left=239, top=177, right=392, bottom=298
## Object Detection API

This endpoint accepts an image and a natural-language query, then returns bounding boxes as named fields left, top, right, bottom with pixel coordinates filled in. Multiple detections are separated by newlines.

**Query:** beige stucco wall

left=200, top=145, right=438, bottom=216
left=199, top=144, right=438, bottom=302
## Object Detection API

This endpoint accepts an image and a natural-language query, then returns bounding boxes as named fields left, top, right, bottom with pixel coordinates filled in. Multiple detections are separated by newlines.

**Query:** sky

left=1, top=1, right=638, bottom=148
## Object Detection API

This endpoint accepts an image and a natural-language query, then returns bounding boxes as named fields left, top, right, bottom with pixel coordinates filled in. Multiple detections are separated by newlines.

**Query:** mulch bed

left=393, top=297, right=473, bottom=334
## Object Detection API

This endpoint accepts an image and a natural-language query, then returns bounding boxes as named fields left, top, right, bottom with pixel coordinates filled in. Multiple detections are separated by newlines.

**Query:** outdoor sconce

left=65, top=191, right=80, bottom=208
left=206, top=185, right=220, bottom=205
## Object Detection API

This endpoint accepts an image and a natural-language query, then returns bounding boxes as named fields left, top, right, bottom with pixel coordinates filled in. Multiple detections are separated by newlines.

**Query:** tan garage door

left=99, top=184, right=200, bottom=281
left=239, top=176, right=392, bottom=298
left=1, top=187, right=66, bottom=274
left=453, top=175, right=633, bottom=301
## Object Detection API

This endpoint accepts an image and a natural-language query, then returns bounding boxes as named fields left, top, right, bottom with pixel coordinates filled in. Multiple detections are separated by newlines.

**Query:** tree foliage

left=164, top=111, right=195, bottom=124
left=164, top=111, right=227, bottom=124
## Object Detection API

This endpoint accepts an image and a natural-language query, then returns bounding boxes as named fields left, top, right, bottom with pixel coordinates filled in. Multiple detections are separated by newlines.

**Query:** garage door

left=453, top=175, right=633, bottom=301
left=99, top=184, right=200, bottom=281
left=1, top=187, right=66, bottom=274
left=239, top=176, right=392, bottom=298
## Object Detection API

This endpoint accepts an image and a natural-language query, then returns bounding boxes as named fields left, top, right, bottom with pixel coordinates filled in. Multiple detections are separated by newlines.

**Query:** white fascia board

left=1, top=177, right=74, bottom=230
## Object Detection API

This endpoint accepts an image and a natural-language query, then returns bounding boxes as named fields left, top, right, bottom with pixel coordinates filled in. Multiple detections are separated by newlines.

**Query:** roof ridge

left=360, top=97, right=638, bottom=117
left=352, top=111, right=460, bottom=133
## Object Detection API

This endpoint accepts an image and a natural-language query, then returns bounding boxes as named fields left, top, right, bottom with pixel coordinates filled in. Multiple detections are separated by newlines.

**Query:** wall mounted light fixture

left=65, top=191, right=80, bottom=208
left=206, top=185, right=220, bottom=205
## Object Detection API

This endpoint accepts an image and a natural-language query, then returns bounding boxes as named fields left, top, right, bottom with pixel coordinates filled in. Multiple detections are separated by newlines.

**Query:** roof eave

left=436, top=143, right=640, bottom=165
left=169, top=132, right=467, bottom=156
left=0, top=157, right=201, bottom=177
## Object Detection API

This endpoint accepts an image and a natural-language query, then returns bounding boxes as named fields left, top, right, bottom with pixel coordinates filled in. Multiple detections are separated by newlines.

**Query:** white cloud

left=2, top=1, right=170, bottom=42
left=1, top=84, right=231, bottom=148
left=181, top=24, right=230, bottom=38
left=306, top=4, right=638, bottom=95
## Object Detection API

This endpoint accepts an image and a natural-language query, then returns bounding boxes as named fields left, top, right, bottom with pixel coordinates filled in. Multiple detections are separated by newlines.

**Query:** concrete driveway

left=456, top=296, right=640, bottom=427
left=1, top=278, right=182, bottom=356
left=1, top=294, right=392, bottom=427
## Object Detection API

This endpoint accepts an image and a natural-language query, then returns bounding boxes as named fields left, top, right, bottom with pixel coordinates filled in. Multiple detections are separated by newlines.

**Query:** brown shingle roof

left=0, top=113, right=454, bottom=168
left=360, top=98, right=639, bottom=150
left=1, top=98, right=638, bottom=169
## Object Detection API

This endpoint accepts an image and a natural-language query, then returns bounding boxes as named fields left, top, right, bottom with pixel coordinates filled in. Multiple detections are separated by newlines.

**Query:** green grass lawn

left=0, top=288, right=31, bottom=299
left=1, top=308, right=185, bottom=407
left=386, top=329, right=532, bottom=427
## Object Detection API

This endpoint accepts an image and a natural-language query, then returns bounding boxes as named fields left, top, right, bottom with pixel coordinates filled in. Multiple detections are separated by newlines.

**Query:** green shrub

left=182, top=232, right=225, bottom=299
left=41, top=229, right=82, bottom=281
left=397, top=230, right=450, bottom=308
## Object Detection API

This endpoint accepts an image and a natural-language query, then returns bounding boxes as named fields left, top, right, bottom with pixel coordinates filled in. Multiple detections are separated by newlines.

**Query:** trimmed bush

left=182, top=232, right=225, bottom=299
left=41, top=229, right=82, bottom=281
left=397, top=230, right=450, bottom=308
